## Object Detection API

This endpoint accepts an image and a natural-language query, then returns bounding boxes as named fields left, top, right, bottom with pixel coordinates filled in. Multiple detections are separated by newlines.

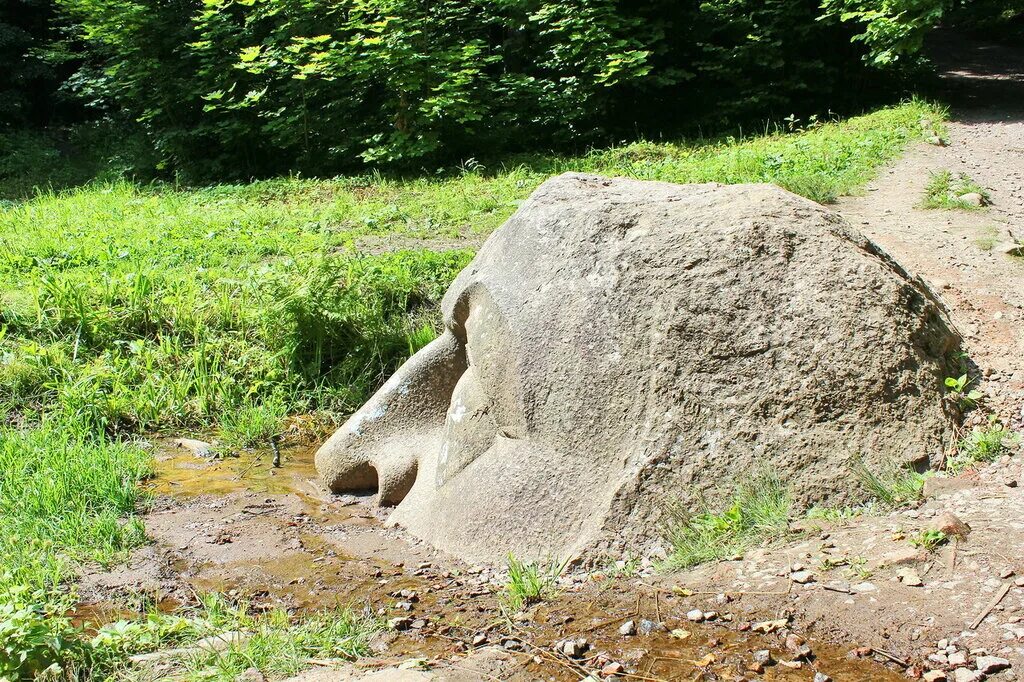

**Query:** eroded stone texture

left=315, top=174, right=959, bottom=564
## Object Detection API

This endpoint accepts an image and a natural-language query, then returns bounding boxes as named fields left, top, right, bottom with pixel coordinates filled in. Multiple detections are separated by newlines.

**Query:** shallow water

left=76, top=436, right=911, bottom=680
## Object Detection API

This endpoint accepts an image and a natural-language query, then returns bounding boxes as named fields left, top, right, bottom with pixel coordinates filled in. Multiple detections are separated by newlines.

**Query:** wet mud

left=76, top=439, right=910, bottom=680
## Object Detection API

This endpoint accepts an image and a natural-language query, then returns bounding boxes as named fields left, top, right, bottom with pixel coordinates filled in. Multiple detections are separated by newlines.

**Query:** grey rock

left=958, top=192, right=986, bottom=208
left=686, top=609, right=706, bottom=622
left=977, top=656, right=1011, bottom=674
left=790, top=570, right=815, bottom=584
left=316, top=174, right=959, bottom=562
left=618, top=620, right=637, bottom=636
left=814, top=673, right=832, bottom=682
left=752, top=650, right=775, bottom=666
left=638, top=619, right=666, bottom=635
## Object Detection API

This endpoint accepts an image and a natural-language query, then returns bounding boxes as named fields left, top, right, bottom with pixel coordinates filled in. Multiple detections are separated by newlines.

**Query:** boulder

left=316, top=174, right=959, bottom=563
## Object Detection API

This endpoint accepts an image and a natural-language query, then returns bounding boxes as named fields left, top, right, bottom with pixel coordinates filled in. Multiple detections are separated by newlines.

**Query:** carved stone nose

left=314, top=331, right=466, bottom=506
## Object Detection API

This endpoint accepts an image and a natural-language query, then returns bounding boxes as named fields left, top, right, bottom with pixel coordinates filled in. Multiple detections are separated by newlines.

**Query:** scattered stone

left=173, top=437, right=216, bottom=459
left=958, top=192, right=986, bottom=207
left=814, top=673, right=832, bottom=682
left=410, top=619, right=427, bottom=630
left=669, top=629, right=691, bottom=640
left=395, top=601, right=414, bottom=611
left=952, top=669, right=984, bottom=682
left=931, top=513, right=971, bottom=540
left=557, top=638, right=589, bottom=658
left=785, top=634, right=813, bottom=660
left=602, top=662, right=625, bottom=676
left=752, top=650, right=775, bottom=667
left=387, top=614, right=411, bottom=630
left=790, top=570, right=816, bottom=584
left=1015, top=576, right=1024, bottom=588
left=638, top=619, right=666, bottom=635
left=873, top=547, right=926, bottom=569
left=502, top=639, right=523, bottom=651
left=686, top=609, right=706, bottom=622
left=1000, top=569, right=1015, bottom=580
left=472, top=633, right=487, bottom=647
left=899, top=569, right=925, bottom=587
left=924, top=672, right=948, bottom=682
left=619, top=620, right=637, bottom=636
left=949, top=652, right=968, bottom=666
left=195, top=631, right=248, bottom=653
left=977, top=656, right=1011, bottom=674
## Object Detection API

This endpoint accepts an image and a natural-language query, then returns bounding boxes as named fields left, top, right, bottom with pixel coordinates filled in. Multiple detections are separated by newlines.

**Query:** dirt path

left=838, top=32, right=1024, bottom=430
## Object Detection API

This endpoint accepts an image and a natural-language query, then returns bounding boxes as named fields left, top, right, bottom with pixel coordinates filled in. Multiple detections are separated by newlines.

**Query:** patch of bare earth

left=79, top=442, right=901, bottom=681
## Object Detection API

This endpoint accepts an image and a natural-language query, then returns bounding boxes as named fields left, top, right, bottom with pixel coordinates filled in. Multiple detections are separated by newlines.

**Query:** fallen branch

left=870, top=647, right=910, bottom=668
left=971, top=582, right=1011, bottom=630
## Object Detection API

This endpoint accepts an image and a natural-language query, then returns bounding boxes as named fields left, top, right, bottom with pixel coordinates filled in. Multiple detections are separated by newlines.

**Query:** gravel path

left=838, top=33, right=1024, bottom=431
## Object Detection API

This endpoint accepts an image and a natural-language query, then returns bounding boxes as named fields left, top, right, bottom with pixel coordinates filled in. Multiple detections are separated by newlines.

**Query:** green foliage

left=923, top=170, right=990, bottom=210
left=944, top=373, right=984, bottom=408
left=806, top=504, right=874, bottom=521
left=0, top=589, right=381, bottom=681
left=820, top=0, right=951, bottom=65
left=853, top=457, right=928, bottom=508
left=502, top=554, right=566, bottom=613
left=49, top=0, right=892, bottom=178
left=909, top=528, right=948, bottom=551
left=662, top=471, right=791, bottom=570
left=949, top=420, right=1019, bottom=473
left=0, top=586, right=86, bottom=682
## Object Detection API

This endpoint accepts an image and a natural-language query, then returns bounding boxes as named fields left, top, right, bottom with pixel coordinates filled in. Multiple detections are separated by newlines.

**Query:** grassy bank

left=0, top=100, right=944, bottom=679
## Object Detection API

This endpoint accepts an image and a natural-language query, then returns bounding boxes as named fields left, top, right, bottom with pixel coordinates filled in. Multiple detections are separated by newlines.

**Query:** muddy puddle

left=76, top=438, right=909, bottom=680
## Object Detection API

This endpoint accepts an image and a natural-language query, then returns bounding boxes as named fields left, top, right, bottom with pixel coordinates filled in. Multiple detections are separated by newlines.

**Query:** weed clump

left=922, top=170, right=990, bottom=209
left=949, top=420, right=1019, bottom=474
left=661, top=471, right=790, bottom=570
left=501, top=554, right=566, bottom=613
left=909, top=529, right=949, bottom=552
left=852, top=457, right=928, bottom=508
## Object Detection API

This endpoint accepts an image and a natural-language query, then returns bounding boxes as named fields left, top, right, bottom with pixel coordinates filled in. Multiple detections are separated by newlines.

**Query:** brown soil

left=79, top=441, right=902, bottom=681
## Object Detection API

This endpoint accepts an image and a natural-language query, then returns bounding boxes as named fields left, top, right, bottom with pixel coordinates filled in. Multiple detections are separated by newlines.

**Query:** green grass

left=0, top=426, right=152, bottom=595
left=948, top=421, right=1019, bottom=474
left=219, top=393, right=288, bottom=449
left=922, top=170, right=990, bottom=209
left=2, top=592, right=381, bottom=682
left=501, top=554, right=566, bottom=613
left=661, top=471, right=791, bottom=570
left=852, top=457, right=928, bottom=508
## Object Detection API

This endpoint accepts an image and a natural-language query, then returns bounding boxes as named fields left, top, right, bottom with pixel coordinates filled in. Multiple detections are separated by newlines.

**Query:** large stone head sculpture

left=316, top=174, right=958, bottom=564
